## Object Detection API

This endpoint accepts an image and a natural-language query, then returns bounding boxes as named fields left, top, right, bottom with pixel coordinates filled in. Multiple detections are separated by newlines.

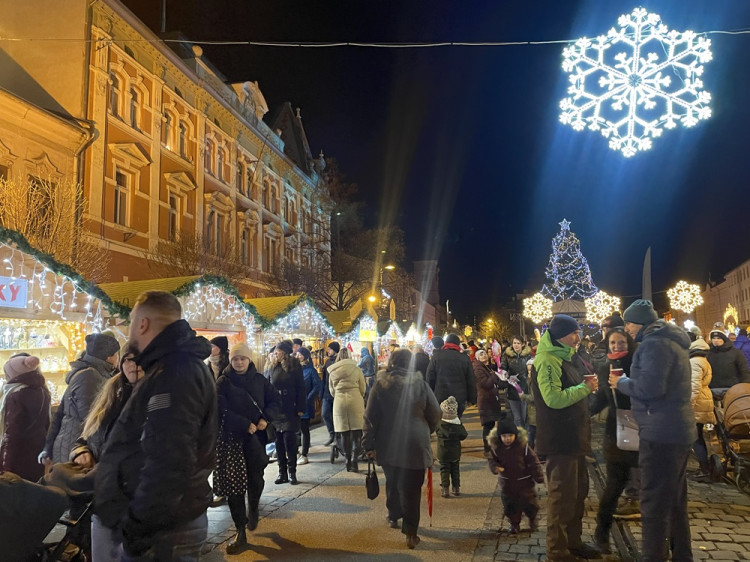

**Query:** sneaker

left=298, top=455, right=309, bottom=465
left=508, top=523, right=519, bottom=535
left=613, top=498, right=641, bottom=520
left=386, top=516, right=399, bottom=529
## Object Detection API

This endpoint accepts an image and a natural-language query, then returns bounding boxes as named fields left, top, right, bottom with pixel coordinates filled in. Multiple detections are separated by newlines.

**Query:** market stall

left=0, top=229, right=123, bottom=403
left=99, top=275, right=258, bottom=352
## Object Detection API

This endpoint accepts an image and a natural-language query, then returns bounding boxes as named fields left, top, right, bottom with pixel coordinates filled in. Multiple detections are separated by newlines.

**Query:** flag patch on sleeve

left=147, top=393, right=171, bottom=412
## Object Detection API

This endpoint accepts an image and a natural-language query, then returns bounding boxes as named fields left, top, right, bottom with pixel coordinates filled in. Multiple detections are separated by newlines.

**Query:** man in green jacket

left=531, top=314, right=600, bottom=561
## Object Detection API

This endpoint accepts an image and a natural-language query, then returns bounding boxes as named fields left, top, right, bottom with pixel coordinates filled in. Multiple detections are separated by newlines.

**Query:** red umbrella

left=426, top=467, right=433, bottom=526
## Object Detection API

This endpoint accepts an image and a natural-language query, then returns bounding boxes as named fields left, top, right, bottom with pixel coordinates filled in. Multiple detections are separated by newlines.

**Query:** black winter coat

left=708, top=340, right=750, bottom=389
left=426, top=349, right=477, bottom=406
left=217, top=364, right=280, bottom=444
left=270, top=359, right=306, bottom=432
left=488, top=427, right=544, bottom=498
left=45, top=354, right=115, bottom=463
left=473, top=360, right=504, bottom=424
left=320, top=356, right=335, bottom=401
left=436, top=419, right=468, bottom=463
left=500, top=346, right=532, bottom=401
left=94, top=320, right=217, bottom=556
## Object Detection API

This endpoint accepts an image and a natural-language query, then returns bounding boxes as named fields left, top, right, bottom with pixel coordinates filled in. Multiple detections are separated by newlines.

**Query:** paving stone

left=705, top=534, right=733, bottom=542
left=710, top=552, right=740, bottom=560
left=716, top=544, right=747, bottom=553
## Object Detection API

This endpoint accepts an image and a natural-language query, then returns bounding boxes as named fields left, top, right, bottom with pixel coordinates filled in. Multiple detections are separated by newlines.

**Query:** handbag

left=214, top=414, right=247, bottom=497
left=365, top=459, right=379, bottom=500
left=612, top=390, right=639, bottom=451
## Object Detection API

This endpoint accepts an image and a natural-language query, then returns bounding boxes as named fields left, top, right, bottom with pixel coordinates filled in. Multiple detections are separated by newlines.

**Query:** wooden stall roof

left=323, top=310, right=353, bottom=334
left=244, top=294, right=305, bottom=323
left=98, top=276, right=201, bottom=308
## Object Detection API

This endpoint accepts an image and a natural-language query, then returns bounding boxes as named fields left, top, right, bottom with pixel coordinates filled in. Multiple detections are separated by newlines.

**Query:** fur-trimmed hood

left=504, top=346, right=532, bottom=359
left=488, top=425, right=528, bottom=448
left=375, top=367, right=424, bottom=389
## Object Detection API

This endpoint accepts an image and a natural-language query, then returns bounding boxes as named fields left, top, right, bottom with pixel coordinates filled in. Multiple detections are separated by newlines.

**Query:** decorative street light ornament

left=667, top=280, right=704, bottom=314
left=523, top=292, right=553, bottom=325
left=585, top=290, right=621, bottom=325
left=559, top=7, right=712, bottom=157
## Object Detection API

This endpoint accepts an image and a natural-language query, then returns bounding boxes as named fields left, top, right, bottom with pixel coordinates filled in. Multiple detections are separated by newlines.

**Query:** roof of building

left=98, top=276, right=201, bottom=308
left=323, top=310, right=353, bottom=334
left=244, top=294, right=306, bottom=323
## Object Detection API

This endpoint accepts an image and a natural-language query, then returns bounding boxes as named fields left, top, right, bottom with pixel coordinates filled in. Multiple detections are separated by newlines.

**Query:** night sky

left=126, top=0, right=750, bottom=321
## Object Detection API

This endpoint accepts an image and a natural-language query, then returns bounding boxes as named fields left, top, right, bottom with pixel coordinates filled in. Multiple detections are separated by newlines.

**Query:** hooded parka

left=690, top=339, right=715, bottom=424
left=328, top=358, right=366, bottom=432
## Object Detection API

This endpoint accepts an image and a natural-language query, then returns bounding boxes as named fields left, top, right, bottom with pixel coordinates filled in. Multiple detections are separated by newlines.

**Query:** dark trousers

left=322, top=397, right=334, bottom=438
left=527, top=425, right=537, bottom=450
left=545, top=454, right=588, bottom=559
left=300, top=418, right=311, bottom=456
left=640, top=439, right=693, bottom=562
left=693, top=423, right=708, bottom=466
left=381, top=464, right=425, bottom=536
left=457, top=402, right=466, bottom=419
left=335, top=429, right=363, bottom=460
left=227, top=437, right=268, bottom=529
left=501, top=490, right=539, bottom=526
left=439, top=460, right=460, bottom=488
left=482, top=420, right=497, bottom=454
left=595, top=458, right=631, bottom=542
left=122, top=513, right=207, bottom=562
left=276, top=430, right=298, bottom=473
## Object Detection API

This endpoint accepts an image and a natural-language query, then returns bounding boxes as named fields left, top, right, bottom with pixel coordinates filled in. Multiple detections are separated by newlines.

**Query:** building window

left=114, top=171, right=128, bottom=226
left=217, top=149, right=225, bottom=181
left=241, top=230, right=248, bottom=265
left=237, top=163, right=244, bottom=196
left=168, top=195, right=178, bottom=241
left=109, top=73, right=120, bottom=117
left=179, top=122, right=188, bottom=158
left=163, top=112, right=172, bottom=147
left=0, top=165, right=8, bottom=181
left=216, top=214, right=223, bottom=253
left=129, top=88, right=139, bottom=130
left=205, top=140, right=214, bottom=175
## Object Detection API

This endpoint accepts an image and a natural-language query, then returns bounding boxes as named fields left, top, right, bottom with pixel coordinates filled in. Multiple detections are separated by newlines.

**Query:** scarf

left=442, top=343, right=463, bottom=352
left=0, top=382, right=27, bottom=437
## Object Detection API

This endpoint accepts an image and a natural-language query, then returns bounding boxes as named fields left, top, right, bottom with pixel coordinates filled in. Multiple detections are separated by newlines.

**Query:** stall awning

left=245, top=294, right=335, bottom=336
left=245, top=295, right=305, bottom=324
left=98, top=276, right=201, bottom=309
left=323, top=310, right=353, bottom=334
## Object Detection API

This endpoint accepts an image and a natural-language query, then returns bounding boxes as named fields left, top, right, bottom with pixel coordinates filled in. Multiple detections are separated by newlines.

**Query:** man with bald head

left=95, top=291, right=217, bottom=560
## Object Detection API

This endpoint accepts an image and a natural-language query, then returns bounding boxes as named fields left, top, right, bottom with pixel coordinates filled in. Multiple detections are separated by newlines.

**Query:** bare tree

left=148, top=232, right=249, bottom=284
left=0, top=175, right=109, bottom=281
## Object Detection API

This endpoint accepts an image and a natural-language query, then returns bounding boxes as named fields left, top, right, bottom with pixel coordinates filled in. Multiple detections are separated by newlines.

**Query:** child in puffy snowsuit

left=436, top=396, right=468, bottom=497
left=488, top=416, right=544, bottom=533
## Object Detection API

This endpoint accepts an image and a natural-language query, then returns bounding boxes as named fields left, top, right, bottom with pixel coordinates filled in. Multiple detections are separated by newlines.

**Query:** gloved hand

left=38, top=450, right=50, bottom=465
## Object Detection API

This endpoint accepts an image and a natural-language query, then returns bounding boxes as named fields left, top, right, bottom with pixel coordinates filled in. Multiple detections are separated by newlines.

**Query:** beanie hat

left=327, top=341, right=341, bottom=354
left=85, top=332, right=120, bottom=361
left=445, top=334, right=461, bottom=346
left=276, top=340, right=294, bottom=356
left=689, top=325, right=703, bottom=338
left=440, top=396, right=458, bottom=420
left=710, top=329, right=728, bottom=342
left=229, top=342, right=253, bottom=360
left=432, top=336, right=444, bottom=350
left=210, top=336, right=229, bottom=354
left=4, top=354, right=40, bottom=382
left=297, top=346, right=311, bottom=363
left=622, top=299, right=659, bottom=325
left=292, top=338, right=303, bottom=346
left=498, top=416, right=519, bottom=437
left=602, top=313, right=625, bottom=328
left=548, top=314, right=579, bottom=342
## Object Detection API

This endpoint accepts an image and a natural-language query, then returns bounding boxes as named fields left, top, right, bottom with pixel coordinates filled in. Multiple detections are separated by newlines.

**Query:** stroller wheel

left=330, top=445, right=336, bottom=464
left=710, top=453, right=725, bottom=482
left=736, top=467, right=750, bottom=494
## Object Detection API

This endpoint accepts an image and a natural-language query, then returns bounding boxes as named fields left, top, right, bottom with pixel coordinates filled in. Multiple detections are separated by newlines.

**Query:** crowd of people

left=2, top=289, right=750, bottom=560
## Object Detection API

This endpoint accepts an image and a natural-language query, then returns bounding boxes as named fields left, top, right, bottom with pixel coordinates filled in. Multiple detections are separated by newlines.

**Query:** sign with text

left=359, top=329, right=377, bottom=342
left=0, top=277, right=28, bottom=309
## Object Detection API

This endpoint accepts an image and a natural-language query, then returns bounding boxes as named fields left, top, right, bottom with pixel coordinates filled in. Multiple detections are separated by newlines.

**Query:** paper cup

left=583, top=374, right=597, bottom=383
left=610, top=368, right=624, bottom=378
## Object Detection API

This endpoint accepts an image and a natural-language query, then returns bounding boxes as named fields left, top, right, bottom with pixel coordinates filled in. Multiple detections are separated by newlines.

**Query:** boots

left=351, top=460, right=359, bottom=473
left=226, top=528, right=247, bottom=554
left=289, top=470, right=299, bottom=485
left=247, top=506, right=259, bottom=531
left=441, top=486, right=450, bottom=498
left=346, top=456, right=353, bottom=472
left=275, top=468, right=289, bottom=485
left=452, top=485, right=461, bottom=496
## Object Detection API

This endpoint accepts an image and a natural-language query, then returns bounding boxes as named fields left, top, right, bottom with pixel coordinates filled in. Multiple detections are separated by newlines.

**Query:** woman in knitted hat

left=0, top=354, right=50, bottom=481
left=328, top=348, right=366, bottom=472
left=207, top=336, right=230, bottom=380
left=296, top=346, right=322, bottom=465
left=269, top=340, right=306, bottom=486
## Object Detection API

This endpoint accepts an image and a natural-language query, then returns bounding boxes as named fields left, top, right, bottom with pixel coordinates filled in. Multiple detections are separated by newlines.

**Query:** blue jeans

left=122, top=513, right=207, bottom=562
left=91, top=514, right=123, bottom=562
left=322, top=397, right=335, bottom=438
left=508, top=399, right=527, bottom=429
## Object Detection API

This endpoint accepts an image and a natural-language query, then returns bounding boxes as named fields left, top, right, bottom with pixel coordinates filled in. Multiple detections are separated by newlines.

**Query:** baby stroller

left=708, top=383, right=750, bottom=493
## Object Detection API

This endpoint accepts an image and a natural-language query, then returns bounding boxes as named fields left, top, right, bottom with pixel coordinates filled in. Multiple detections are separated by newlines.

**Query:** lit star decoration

left=541, top=220, right=598, bottom=302
left=585, top=290, right=621, bottom=325
left=667, top=281, right=703, bottom=314
left=523, top=292, right=553, bottom=325
left=559, top=7, right=712, bottom=157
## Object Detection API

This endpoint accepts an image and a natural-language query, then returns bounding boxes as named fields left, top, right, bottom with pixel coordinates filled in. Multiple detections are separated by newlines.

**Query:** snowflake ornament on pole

left=585, top=290, right=621, bottom=325
left=559, top=7, right=712, bottom=157
left=541, top=220, right=598, bottom=302
left=523, top=292, right=553, bottom=325
left=667, top=280, right=703, bottom=314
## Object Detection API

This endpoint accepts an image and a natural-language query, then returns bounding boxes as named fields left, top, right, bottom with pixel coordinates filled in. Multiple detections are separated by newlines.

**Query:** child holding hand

left=488, top=417, right=544, bottom=534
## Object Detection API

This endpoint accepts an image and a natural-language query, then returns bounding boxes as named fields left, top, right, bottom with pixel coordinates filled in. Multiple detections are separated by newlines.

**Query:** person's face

left=327, top=347, right=335, bottom=357
left=624, top=322, right=641, bottom=339
left=231, top=355, right=250, bottom=373
left=476, top=349, right=488, bottom=364
left=608, top=332, right=628, bottom=354
left=106, top=352, right=119, bottom=367
left=712, top=336, right=725, bottom=347
left=501, top=434, right=516, bottom=446
left=275, top=349, right=285, bottom=362
left=293, top=343, right=301, bottom=352
left=210, top=344, right=221, bottom=357
left=128, top=305, right=145, bottom=354
left=512, top=339, right=522, bottom=352
left=122, top=354, right=144, bottom=384
left=558, top=331, right=581, bottom=348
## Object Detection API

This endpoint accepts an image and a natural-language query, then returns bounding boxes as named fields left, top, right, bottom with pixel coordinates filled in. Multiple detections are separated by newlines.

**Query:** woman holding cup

left=589, top=327, right=638, bottom=554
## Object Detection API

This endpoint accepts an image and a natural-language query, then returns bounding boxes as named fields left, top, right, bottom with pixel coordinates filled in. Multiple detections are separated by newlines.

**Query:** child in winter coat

left=436, top=396, right=468, bottom=497
left=488, top=417, right=544, bottom=534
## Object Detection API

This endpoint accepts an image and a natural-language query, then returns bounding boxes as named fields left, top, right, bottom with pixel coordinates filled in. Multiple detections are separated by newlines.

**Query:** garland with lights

left=667, top=281, right=704, bottom=314
left=541, top=219, right=598, bottom=302
left=259, top=294, right=335, bottom=338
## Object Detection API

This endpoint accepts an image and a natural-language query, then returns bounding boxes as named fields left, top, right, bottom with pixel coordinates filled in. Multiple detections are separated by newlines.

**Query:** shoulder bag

left=365, top=459, right=379, bottom=500
left=612, top=389, right=639, bottom=451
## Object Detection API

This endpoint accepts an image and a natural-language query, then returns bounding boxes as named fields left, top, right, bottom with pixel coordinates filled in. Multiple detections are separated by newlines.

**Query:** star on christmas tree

left=541, top=220, right=598, bottom=302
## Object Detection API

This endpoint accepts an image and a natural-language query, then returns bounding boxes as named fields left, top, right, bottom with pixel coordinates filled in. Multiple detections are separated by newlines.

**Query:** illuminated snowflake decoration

left=667, top=281, right=703, bottom=314
left=523, top=292, right=553, bottom=325
left=585, top=290, right=621, bottom=325
left=559, top=7, right=712, bottom=157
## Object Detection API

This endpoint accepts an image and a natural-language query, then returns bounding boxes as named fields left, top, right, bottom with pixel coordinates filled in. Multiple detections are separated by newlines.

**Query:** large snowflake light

left=667, top=280, right=703, bottom=314
left=559, top=7, right=712, bottom=157
left=585, top=290, right=621, bottom=325
left=523, top=292, right=553, bottom=325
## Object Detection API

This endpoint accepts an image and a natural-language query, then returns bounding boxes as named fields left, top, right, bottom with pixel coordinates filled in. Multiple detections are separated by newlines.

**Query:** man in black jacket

left=95, top=291, right=217, bottom=560
left=426, top=334, right=476, bottom=418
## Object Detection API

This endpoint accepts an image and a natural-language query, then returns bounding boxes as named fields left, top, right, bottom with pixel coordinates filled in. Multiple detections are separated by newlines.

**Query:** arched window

left=163, top=112, right=172, bottom=146
left=129, top=87, right=139, bottom=130
left=109, top=73, right=120, bottom=117
left=217, top=149, right=225, bottom=181
left=178, top=121, right=188, bottom=158
left=204, top=139, right=214, bottom=175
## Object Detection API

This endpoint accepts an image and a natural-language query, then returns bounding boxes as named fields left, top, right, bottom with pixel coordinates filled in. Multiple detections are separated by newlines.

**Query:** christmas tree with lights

left=541, top=219, right=598, bottom=302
